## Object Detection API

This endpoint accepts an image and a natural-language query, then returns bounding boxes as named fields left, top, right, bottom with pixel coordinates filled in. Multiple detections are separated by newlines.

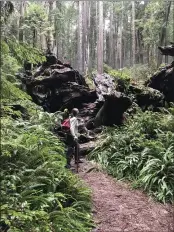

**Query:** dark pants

left=66, top=134, right=79, bottom=166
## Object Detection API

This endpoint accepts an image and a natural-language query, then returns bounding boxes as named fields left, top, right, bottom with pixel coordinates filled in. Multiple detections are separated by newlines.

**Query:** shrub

left=1, top=116, right=93, bottom=232
left=104, top=62, right=158, bottom=84
left=1, top=40, right=93, bottom=231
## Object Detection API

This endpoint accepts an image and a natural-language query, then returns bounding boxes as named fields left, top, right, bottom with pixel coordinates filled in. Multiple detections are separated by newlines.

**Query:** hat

left=64, top=108, right=68, bottom=113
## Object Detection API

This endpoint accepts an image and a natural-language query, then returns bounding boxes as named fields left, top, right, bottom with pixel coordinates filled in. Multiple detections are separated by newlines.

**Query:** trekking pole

left=76, top=141, right=79, bottom=173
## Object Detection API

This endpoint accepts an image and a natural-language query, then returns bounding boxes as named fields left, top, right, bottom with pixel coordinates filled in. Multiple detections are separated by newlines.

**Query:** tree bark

left=82, top=1, right=88, bottom=74
left=109, top=3, right=114, bottom=67
left=55, top=1, right=62, bottom=59
left=157, top=2, right=171, bottom=66
left=97, top=1, right=103, bottom=74
left=106, top=32, right=110, bottom=66
left=103, top=17, right=106, bottom=64
left=77, top=1, right=83, bottom=73
left=19, top=2, right=25, bottom=42
left=86, top=1, right=90, bottom=74
left=132, top=1, right=136, bottom=66
left=47, top=0, right=54, bottom=53
left=137, top=28, right=144, bottom=64
left=33, top=28, right=37, bottom=47
left=88, top=1, right=94, bottom=73
left=120, top=1, right=124, bottom=69
left=114, top=14, right=119, bottom=69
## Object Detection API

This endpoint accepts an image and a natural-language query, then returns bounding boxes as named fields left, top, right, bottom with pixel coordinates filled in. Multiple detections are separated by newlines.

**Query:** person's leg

left=65, top=134, right=73, bottom=168
left=74, top=141, right=83, bottom=164
left=65, top=146, right=73, bottom=168
left=74, top=140, right=78, bottom=163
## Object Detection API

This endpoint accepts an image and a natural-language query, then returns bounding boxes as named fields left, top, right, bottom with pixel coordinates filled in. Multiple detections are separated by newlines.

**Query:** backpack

left=61, top=118, right=70, bottom=131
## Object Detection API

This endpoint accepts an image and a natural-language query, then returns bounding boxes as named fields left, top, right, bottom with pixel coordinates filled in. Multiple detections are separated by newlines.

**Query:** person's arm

left=70, top=117, right=78, bottom=139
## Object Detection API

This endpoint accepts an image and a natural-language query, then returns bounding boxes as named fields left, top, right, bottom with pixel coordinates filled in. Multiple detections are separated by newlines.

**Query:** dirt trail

left=76, top=159, right=174, bottom=232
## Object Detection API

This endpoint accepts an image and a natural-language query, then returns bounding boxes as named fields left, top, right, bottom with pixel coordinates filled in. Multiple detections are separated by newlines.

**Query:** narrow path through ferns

left=90, top=108, right=174, bottom=203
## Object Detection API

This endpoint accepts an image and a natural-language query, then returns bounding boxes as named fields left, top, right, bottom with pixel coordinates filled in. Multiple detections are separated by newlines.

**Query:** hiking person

left=65, top=108, right=82, bottom=168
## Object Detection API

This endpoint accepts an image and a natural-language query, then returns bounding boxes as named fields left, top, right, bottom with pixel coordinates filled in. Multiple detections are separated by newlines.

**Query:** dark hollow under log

left=48, top=83, right=97, bottom=112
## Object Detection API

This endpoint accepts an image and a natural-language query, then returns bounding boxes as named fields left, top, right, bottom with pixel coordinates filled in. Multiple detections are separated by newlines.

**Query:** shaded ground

left=73, top=159, right=174, bottom=232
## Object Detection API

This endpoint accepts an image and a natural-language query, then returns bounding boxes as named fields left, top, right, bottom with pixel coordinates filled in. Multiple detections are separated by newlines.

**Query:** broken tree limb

left=158, top=43, right=174, bottom=57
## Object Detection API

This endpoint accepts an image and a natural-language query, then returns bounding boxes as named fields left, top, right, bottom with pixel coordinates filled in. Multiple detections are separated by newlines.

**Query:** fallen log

left=92, top=73, right=132, bottom=126
left=146, top=61, right=174, bottom=103
left=18, top=45, right=174, bottom=159
left=48, top=82, right=97, bottom=112
left=33, top=54, right=68, bottom=78
left=95, top=93, right=132, bottom=126
left=93, top=73, right=116, bottom=101
left=145, top=44, right=174, bottom=103
left=128, top=85, right=165, bottom=110
left=25, top=54, right=171, bottom=129
left=79, top=141, right=96, bottom=156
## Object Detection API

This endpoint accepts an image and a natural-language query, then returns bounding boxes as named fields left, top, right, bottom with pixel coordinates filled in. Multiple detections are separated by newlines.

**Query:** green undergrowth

left=104, top=61, right=158, bottom=85
left=1, top=39, right=45, bottom=117
left=1, top=40, right=93, bottom=231
left=90, top=107, right=174, bottom=203
left=1, top=116, right=93, bottom=232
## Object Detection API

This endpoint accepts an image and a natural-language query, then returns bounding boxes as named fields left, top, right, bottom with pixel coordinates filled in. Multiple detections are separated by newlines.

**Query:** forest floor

left=71, top=158, right=174, bottom=232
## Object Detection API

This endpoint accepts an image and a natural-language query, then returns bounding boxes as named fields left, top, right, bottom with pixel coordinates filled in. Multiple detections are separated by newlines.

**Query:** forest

left=1, top=1, right=174, bottom=232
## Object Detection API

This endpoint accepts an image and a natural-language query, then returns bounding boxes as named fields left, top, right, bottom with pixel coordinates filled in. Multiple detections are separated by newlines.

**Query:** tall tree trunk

left=120, top=1, right=124, bottom=69
left=77, top=1, right=83, bottom=73
left=109, top=3, right=114, bottom=67
left=81, top=1, right=85, bottom=73
left=132, top=1, right=136, bottom=66
left=74, top=21, right=78, bottom=69
left=86, top=1, right=90, bottom=74
left=88, top=1, right=96, bottom=72
left=173, top=1, right=174, bottom=42
left=19, top=1, right=25, bottom=42
left=94, top=1, right=98, bottom=68
left=157, top=1, right=171, bottom=66
left=55, top=1, right=62, bottom=59
left=129, top=24, right=132, bottom=67
left=147, top=45, right=150, bottom=66
left=103, top=18, right=106, bottom=64
left=39, top=1, right=46, bottom=51
left=137, top=28, right=144, bottom=64
left=97, top=1, right=103, bottom=74
left=106, top=32, right=110, bottom=66
left=47, top=1, right=54, bottom=53
left=82, top=1, right=88, bottom=74
left=88, top=1, right=93, bottom=73
left=33, top=28, right=37, bottom=47
left=114, top=14, right=119, bottom=69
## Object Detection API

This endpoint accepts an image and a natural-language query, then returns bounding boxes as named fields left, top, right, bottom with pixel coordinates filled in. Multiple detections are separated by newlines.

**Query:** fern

left=1, top=114, right=93, bottom=231
left=90, top=108, right=174, bottom=203
left=1, top=38, right=93, bottom=230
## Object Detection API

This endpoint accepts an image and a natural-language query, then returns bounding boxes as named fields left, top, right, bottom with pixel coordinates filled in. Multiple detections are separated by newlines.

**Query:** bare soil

left=75, top=159, right=174, bottom=232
